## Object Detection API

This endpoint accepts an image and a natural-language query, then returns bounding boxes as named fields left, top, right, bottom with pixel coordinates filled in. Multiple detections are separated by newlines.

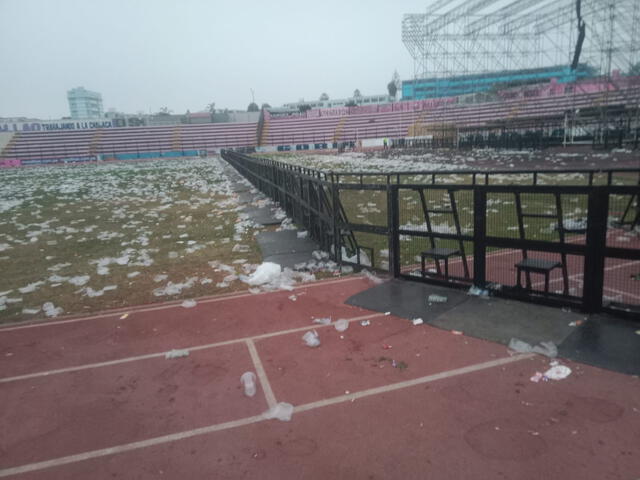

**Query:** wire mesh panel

left=397, top=186, right=473, bottom=285
left=603, top=190, right=640, bottom=312
left=222, top=151, right=639, bottom=316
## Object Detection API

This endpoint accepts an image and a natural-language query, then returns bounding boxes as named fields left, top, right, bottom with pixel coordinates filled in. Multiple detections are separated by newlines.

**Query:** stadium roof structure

left=402, top=0, right=640, bottom=81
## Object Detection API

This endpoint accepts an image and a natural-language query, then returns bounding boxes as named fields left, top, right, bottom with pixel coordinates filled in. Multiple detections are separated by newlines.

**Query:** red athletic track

left=0, top=275, right=638, bottom=479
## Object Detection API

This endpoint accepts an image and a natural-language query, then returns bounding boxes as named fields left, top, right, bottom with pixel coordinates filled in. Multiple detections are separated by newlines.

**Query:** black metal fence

left=221, top=151, right=640, bottom=318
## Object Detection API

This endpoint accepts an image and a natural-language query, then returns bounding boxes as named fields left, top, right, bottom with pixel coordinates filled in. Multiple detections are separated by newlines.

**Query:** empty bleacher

left=1, top=122, right=258, bottom=165
left=2, top=76, right=638, bottom=166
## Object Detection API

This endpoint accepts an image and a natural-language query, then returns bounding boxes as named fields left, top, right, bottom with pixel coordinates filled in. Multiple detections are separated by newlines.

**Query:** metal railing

left=221, top=151, right=640, bottom=317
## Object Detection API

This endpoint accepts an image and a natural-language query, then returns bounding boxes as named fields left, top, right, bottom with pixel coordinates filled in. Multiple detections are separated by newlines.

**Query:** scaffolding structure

left=402, top=0, right=640, bottom=147
left=402, top=0, right=640, bottom=80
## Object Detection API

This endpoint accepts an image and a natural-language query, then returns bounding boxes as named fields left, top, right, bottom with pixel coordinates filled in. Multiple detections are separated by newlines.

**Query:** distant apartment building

left=283, top=93, right=392, bottom=110
left=67, top=87, right=104, bottom=119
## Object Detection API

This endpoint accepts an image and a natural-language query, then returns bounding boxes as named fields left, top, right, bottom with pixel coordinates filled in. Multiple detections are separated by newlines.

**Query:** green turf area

left=0, top=158, right=264, bottom=323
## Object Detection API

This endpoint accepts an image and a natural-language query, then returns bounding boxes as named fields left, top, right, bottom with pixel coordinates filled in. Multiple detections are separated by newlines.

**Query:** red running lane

left=256, top=315, right=509, bottom=406
left=0, top=277, right=373, bottom=379
left=11, top=356, right=640, bottom=480
left=0, top=344, right=263, bottom=468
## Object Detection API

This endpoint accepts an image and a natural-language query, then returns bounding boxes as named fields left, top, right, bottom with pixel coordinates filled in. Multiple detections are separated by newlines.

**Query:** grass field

left=0, top=157, right=271, bottom=323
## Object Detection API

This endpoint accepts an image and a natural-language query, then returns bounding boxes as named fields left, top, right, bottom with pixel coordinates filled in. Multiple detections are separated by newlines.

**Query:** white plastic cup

left=334, top=319, right=349, bottom=332
left=240, top=371, right=257, bottom=397
left=302, top=330, right=321, bottom=347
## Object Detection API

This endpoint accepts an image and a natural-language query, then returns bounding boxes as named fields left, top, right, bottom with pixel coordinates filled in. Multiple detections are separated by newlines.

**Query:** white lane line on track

left=0, top=312, right=387, bottom=384
left=0, top=275, right=366, bottom=332
left=245, top=339, right=277, bottom=409
left=0, top=353, right=533, bottom=478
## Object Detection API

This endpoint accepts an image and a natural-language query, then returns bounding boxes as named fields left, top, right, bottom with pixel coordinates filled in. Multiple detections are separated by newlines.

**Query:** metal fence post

left=330, top=173, right=342, bottom=266
left=473, top=187, right=487, bottom=288
left=582, top=187, right=609, bottom=313
left=387, top=184, right=400, bottom=277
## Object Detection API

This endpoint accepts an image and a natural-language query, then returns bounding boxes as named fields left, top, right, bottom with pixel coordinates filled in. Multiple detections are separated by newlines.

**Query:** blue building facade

left=402, top=65, right=593, bottom=100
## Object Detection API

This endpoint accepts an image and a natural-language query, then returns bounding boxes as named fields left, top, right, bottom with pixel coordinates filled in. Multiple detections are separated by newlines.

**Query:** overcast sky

left=0, top=0, right=434, bottom=119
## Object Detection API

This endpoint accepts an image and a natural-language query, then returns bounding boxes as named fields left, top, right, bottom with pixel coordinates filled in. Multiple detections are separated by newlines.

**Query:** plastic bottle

left=240, top=371, right=257, bottom=397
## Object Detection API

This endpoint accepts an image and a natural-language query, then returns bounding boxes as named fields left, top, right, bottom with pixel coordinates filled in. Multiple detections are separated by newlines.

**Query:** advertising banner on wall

left=0, top=119, right=113, bottom=132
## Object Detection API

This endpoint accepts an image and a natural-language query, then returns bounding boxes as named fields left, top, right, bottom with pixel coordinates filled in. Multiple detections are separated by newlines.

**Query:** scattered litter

left=362, top=269, right=384, bottom=284
left=530, top=372, right=544, bottom=383
left=42, top=302, right=63, bottom=318
left=508, top=338, right=532, bottom=353
left=568, top=320, right=584, bottom=327
left=334, top=319, right=349, bottom=332
left=384, top=311, right=391, bottom=316
left=154, top=274, right=168, bottom=283
left=244, top=262, right=282, bottom=286
left=468, top=285, right=490, bottom=297
left=394, top=360, right=408, bottom=370
left=312, top=317, right=331, bottom=325
left=508, top=338, right=557, bottom=358
left=302, top=330, right=321, bottom=347
left=382, top=344, right=393, bottom=350
left=532, top=341, right=558, bottom=358
left=240, top=371, right=257, bottom=397
left=263, top=402, right=294, bottom=422
left=181, top=299, right=197, bottom=308
left=21, top=308, right=40, bottom=315
left=427, top=294, right=448, bottom=303
left=296, top=231, right=308, bottom=239
left=412, top=318, right=424, bottom=326
left=68, top=275, right=90, bottom=286
left=120, top=313, right=129, bottom=319
left=451, top=330, right=463, bottom=335
left=288, top=295, right=297, bottom=302
left=360, top=320, right=371, bottom=326
left=165, top=349, right=190, bottom=359
left=543, top=364, right=572, bottom=380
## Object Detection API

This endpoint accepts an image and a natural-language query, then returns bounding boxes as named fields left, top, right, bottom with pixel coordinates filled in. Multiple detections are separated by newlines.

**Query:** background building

left=67, top=87, right=104, bottom=119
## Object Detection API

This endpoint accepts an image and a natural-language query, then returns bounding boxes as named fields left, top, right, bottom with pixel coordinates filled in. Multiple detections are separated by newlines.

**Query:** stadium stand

left=1, top=75, right=638, bottom=166
left=1, top=122, right=257, bottom=165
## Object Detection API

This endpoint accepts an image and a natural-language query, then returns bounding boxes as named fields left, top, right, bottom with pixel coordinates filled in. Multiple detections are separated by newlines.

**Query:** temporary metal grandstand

left=402, top=0, right=640, bottom=80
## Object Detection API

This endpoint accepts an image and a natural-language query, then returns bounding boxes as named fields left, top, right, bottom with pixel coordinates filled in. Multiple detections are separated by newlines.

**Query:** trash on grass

left=412, top=318, right=424, bottom=326
left=334, top=319, right=349, bottom=332
left=240, top=371, right=257, bottom=397
left=242, top=262, right=281, bottom=286
left=427, top=294, right=448, bottom=304
left=263, top=402, right=294, bottom=422
left=165, top=349, right=190, bottom=359
left=302, top=330, right=321, bottom=347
